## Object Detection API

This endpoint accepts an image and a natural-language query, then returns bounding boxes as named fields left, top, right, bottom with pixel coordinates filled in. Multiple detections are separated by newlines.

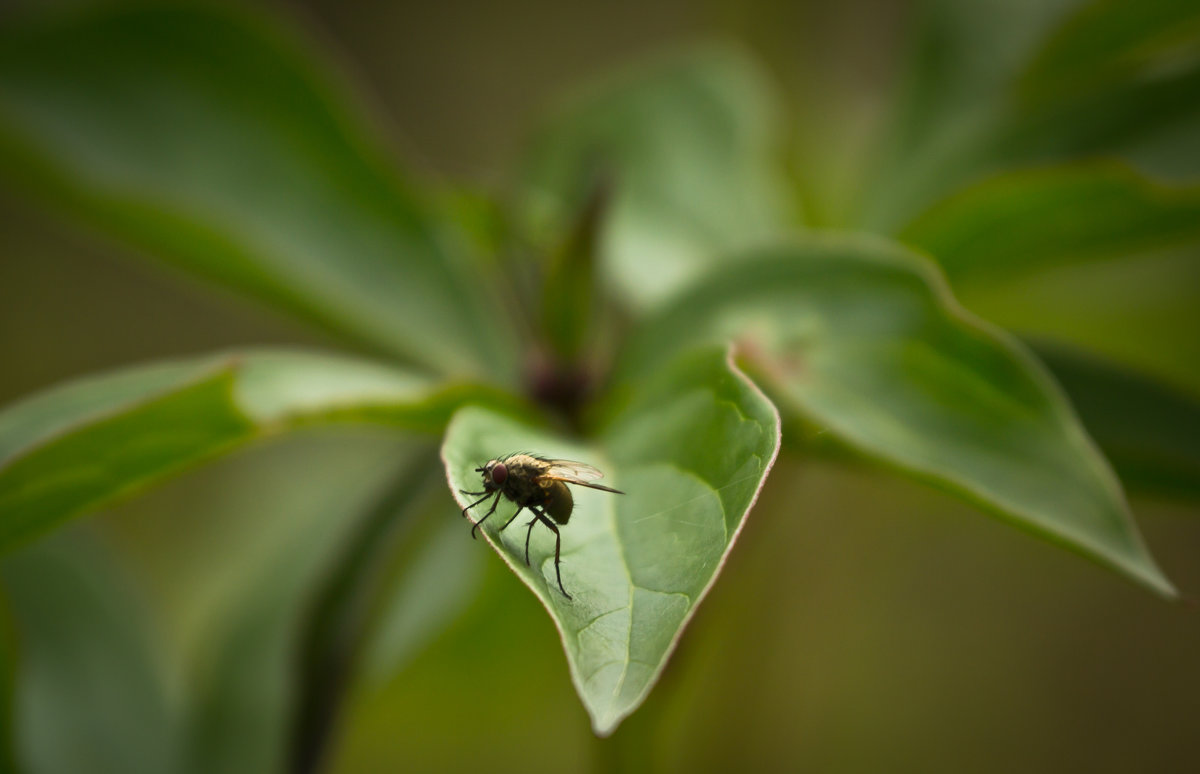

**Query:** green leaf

left=358, top=504, right=486, bottom=684
left=0, top=3, right=516, bottom=380
left=288, top=452, right=443, bottom=774
left=861, top=0, right=1200, bottom=231
left=442, top=346, right=781, bottom=735
left=519, top=44, right=791, bottom=309
left=0, top=596, right=14, bottom=773
left=856, top=0, right=1085, bottom=230
left=901, top=161, right=1200, bottom=281
left=1017, top=0, right=1200, bottom=110
left=180, top=436, right=419, bottom=774
left=621, top=236, right=1175, bottom=597
left=988, top=0, right=1200, bottom=166
left=997, top=61, right=1200, bottom=166
left=1035, top=342, right=1200, bottom=499
left=0, top=349, right=519, bottom=553
left=2, top=535, right=177, bottom=774
left=955, top=247, right=1200, bottom=394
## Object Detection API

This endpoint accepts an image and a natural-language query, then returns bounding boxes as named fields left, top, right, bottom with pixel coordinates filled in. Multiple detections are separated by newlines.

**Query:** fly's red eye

left=490, top=462, right=507, bottom=485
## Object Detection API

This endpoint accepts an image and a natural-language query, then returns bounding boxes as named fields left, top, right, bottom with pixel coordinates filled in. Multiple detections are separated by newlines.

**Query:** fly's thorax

left=501, top=454, right=550, bottom=504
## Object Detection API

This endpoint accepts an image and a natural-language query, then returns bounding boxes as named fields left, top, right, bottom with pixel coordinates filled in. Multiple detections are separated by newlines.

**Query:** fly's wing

left=541, top=459, right=625, bottom=494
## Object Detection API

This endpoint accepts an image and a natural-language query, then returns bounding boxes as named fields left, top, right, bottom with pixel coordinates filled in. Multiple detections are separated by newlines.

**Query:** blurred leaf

left=1123, top=109, right=1200, bottom=181
left=858, top=0, right=1084, bottom=229
left=519, top=44, right=792, bottom=309
left=957, top=247, right=1200, bottom=393
left=0, top=594, right=17, bottom=773
left=901, top=161, right=1200, bottom=281
left=2, top=535, right=176, bottom=774
left=1035, top=343, right=1200, bottom=499
left=540, top=177, right=608, bottom=361
left=997, top=59, right=1200, bottom=166
left=863, top=0, right=1200, bottom=231
left=0, top=349, right=520, bottom=552
left=1017, top=0, right=1200, bottom=110
left=358, top=503, right=486, bottom=684
left=621, top=236, right=1175, bottom=597
left=890, top=0, right=1079, bottom=137
left=0, top=3, right=517, bottom=380
left=180, top=437, right=419, bottom=774
left=288, top=453, right=444, bottom=774
left=992, top=0, right=1200, bottom=164
left=442, top=346, right=780, bottom=734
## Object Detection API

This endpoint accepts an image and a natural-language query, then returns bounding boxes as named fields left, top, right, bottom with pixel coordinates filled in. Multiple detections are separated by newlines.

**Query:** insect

left=460, top=453, right=624, bottom=599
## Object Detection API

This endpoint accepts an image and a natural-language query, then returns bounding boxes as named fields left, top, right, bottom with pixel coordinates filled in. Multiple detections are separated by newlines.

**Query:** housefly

left=460, top=453, right=624, bottom=599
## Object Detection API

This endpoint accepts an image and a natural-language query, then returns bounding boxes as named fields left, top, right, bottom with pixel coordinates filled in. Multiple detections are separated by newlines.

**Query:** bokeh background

left=1, top=1, right=1198, bottom=772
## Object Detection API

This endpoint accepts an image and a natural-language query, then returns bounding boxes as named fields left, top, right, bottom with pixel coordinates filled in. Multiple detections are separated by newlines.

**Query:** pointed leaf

left=1035, top=343, right=1200, bottom=499
left=519, top=44, right=791, bottom=309
left=622, top=236, right=1174, bottom=597
left=442, top=346, right=780, bottom=734
left=0, top=349, right=520, bottom=552
left=0, top=3, right=516, bottom=379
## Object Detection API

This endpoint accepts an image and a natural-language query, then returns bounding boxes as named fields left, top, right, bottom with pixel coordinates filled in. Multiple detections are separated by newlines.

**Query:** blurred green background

left=1, top=1, right=1198, bottom=772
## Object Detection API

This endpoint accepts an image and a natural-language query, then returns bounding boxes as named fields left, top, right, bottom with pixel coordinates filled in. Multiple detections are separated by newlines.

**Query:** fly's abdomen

left=543, top=481, right=574, bottom=524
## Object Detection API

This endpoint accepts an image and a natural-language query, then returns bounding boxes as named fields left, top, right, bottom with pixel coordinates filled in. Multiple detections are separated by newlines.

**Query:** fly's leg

left=499, top=506, right=524, bottom=533
left=466, top=491, right=502, bottom=539
left=460, top=491, right=491, bottom=519
left=523, top=517, right=538, bottom=566
left=531, top=506, right=571, bottom=600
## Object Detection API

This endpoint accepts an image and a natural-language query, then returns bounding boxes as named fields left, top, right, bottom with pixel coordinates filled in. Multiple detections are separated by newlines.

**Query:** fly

left=459, top=453, right=624, bottom=599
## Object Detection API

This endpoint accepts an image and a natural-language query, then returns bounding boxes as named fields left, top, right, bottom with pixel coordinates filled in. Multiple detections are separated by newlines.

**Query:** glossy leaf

left=519, top=44, right=791, bottom=309
left=902, top=161, right=1200, bottom=281
left=1035, top=343, right=1200, bottom=499
left=0, top=349, right=518, bottom=553
left=0, top=3, right=516, bottom=380
left=2, top=535, right=176, bottom=774
left=621, top=236, right=1175, bottom=597
left=442, top=346, right=780, bottom=734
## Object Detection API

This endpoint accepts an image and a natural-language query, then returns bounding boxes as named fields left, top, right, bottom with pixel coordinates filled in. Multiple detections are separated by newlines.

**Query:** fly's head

left=476, top=459, right=508, bottom=493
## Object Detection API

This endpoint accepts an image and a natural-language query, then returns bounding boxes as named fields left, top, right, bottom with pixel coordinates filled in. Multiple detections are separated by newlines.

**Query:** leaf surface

left=0, top=3, right=516, bottom=379
left=901, top=162, right=1200, bottom=281
left=621, top=236, right=1174, bottom=597
left=442, top=346, right=781, bottom=734
left=1035, top=343, right=1200, bottom=499
left=519, top=44, right=791, bottom=309
left=0, top=350, right=515, bottom=552
left=2, top=535, right=176, bottom=774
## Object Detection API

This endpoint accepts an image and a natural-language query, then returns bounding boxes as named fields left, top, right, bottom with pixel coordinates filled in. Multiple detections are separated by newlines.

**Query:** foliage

left=0, top=0, right=1196, bottom=770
